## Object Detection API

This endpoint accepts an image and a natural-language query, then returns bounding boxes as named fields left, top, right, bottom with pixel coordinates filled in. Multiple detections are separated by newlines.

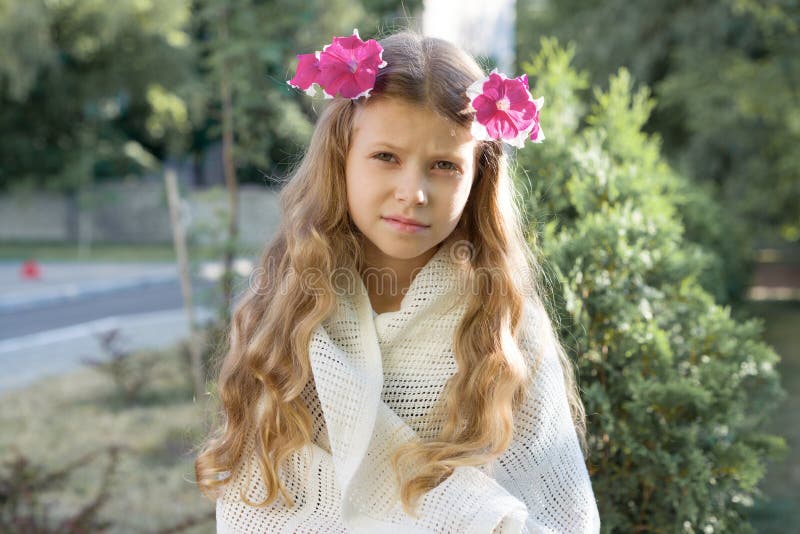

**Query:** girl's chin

left=366, top=238, right=437, bottom=262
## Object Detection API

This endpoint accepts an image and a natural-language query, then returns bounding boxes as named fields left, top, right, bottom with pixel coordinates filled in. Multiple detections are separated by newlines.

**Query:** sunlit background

left=1, top=0, right=798, bottom=532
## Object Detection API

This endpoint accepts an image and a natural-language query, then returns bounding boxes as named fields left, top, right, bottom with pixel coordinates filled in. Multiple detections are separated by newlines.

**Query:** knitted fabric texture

left=216, top=237, right=601, bottom=533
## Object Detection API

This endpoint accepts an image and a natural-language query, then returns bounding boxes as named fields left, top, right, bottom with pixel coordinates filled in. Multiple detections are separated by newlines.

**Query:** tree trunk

left=219, top=9, right=238, bottom=327
left=164, top=165, right=205, bottom=399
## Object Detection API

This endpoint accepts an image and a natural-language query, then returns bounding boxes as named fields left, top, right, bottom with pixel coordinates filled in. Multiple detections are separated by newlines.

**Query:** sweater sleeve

left=215, top=374, right=526, bottom=533
left=491, top=311, right=601, bottom=533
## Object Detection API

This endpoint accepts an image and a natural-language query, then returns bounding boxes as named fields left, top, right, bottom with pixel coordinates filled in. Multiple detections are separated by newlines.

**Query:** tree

left=515, top=39, right=787, bottom=532
left=516, top=0, right=800, bottom=262
left=0, top=0, right=195, bottom=191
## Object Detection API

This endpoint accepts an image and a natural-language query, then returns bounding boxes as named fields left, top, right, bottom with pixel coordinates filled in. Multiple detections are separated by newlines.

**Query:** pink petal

left=319, top=44, right=354, bottom=68
left=510, top=103, right=538, bottom=127
left=485, top=111, right=519, bottom=140
left=354, top=39, right=385, bottom=67
left=473, top=95, right=499, bottom=124
left=317, top=46, right=354, bottom=94
left=288, top=53, right=320, bottom=91
left=480, top=72, right=505, bottom=102
left=316, top=32, right=384, bottom=98
left=331, top=32, right=366, bottom=51
left=529, top=121, right=541, bottom=142
left=504, top=79, right=532, bottom=108
left=351, top=67, right=378, bottom=94
left=505, top=108, right=534, bottom=132
left=319, top=66, right=353, bottom=97
left=338, top=68, right=377, bottom=98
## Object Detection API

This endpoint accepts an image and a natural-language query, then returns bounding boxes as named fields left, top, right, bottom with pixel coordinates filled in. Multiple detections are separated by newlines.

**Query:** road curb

left=0, top=274, right=178, bottom=314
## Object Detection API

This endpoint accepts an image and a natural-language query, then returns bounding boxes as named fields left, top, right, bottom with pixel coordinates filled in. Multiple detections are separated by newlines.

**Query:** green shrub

left=82, top=329, right=154, bottom=406
left=516, top=38, right=787, bottom=533
left=0, top=446, right=119, bottom=532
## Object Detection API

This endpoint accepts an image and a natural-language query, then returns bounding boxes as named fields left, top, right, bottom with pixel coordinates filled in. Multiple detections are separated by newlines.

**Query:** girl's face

left=345, top=97, right=477, bottom=266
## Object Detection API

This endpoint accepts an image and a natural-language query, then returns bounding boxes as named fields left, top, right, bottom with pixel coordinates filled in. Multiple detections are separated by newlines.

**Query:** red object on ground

left=21, top=259, right=42, bottom=280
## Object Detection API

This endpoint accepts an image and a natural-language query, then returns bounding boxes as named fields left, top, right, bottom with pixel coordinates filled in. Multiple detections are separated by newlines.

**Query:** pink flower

left=467, top=70, right=545, bottom=148
left=316, top=29, right=386, bottom=99
left=287, top=29, right=386, bottom=100
left=287, top=52, right=321, bottom=96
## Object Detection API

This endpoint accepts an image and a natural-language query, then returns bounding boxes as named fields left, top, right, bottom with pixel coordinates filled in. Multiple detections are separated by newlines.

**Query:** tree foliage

left=0, top=0, right=195, bottom=190
left=516, top=39, right=787, bottom=532
left=517, top=0, right=800, bottom=246
left=0, top=0, right=421, bottom=191
left=193, top=0, right=420, bottom=183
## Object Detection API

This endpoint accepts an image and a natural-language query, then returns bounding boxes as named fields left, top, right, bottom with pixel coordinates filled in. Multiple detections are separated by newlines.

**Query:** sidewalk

left=0, top=307, right=214, bottom=393
left=0, top=261, right=179, bottom=313
left=0, top=258, right=254, bottom=313
left=0, top=258, right=252, bottom=394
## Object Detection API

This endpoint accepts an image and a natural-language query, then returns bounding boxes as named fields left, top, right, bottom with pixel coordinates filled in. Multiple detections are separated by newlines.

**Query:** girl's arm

left=215, top=407, right=529, bottom=534
left=491, top=318, right=601, bottom=533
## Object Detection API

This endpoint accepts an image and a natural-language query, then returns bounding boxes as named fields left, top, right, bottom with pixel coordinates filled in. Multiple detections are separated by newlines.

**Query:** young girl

left=196, top=30, right=601, bottom=533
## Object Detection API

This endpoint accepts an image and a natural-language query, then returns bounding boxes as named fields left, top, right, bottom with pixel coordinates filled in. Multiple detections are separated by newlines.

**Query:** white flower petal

left=470, top=120, right=491, bottom=142
left=466, top=77, right=487, bottom=101
left=492, top=69, right=512, bottom=81
left=506, top=128, right=528, bottom=148
left=354, top=86, right=373, bottom=100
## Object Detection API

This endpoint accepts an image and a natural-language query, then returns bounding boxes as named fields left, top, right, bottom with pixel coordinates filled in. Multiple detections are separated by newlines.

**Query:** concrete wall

left=0, top=182, right=282, bottom=248
left=0, top=192, right=71, bottom=241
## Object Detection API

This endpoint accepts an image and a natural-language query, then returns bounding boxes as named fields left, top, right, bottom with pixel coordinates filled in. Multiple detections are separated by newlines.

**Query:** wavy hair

left=195, top=31, right=587, bottom=514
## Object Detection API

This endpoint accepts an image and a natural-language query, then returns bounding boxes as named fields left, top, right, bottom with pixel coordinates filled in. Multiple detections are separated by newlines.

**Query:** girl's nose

left=394, top=169, right=427, bottom=205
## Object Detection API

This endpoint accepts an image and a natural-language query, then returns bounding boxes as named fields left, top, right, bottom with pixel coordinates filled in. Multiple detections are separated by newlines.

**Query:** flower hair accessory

left=287, top=29, right=387, bottom=100
left=466, top=69, right=544, bottom=148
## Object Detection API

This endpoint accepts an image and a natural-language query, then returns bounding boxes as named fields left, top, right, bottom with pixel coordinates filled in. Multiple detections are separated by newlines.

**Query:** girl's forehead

left=352, top=98, right=474, bottom=148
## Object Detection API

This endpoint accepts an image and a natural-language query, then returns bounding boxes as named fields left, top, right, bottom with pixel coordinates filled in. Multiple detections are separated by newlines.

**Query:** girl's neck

left=360, top=242, right=441, bottom=314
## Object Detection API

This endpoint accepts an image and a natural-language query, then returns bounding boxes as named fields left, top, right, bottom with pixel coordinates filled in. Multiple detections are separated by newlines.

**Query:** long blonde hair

left=195, top=30, right=587, bottom=514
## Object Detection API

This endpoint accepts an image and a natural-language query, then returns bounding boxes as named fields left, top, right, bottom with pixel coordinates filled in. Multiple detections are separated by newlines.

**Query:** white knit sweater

left=216, top=239, right=601, bottom=533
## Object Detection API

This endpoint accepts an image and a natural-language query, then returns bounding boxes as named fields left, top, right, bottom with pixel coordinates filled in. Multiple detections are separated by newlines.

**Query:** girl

left=195, top=30, right=601, bottom=533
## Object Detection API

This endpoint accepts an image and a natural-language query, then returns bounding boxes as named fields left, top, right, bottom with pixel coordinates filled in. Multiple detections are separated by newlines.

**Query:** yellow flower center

left=496, top=97, right=511, bottom=111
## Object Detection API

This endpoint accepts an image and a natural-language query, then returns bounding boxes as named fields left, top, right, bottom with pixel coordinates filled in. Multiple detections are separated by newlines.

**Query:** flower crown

left=287, top=29, right=544, bottom=147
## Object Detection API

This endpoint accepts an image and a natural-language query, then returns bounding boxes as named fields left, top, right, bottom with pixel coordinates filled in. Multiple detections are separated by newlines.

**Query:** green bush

left=516, top=39, right=787, bottom=533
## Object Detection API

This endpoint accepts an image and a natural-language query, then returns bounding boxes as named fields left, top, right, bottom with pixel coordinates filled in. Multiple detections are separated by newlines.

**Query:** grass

left=738, top=300, right=800, bottom=532
left=0, top=344, right=217, bottom=533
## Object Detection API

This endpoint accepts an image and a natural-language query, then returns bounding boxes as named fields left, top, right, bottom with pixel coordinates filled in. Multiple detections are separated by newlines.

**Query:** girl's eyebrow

left=369, top=141, right=404, bottom=152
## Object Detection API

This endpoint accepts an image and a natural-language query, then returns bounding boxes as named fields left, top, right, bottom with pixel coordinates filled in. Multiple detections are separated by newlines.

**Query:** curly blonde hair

left=195, top=30, right=586, bottom=515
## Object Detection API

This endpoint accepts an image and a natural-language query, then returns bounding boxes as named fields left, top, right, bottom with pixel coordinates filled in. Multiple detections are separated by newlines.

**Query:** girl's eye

left=434, top=161, right=458, bottom=172
left=373, top=152, right=396, bottom=163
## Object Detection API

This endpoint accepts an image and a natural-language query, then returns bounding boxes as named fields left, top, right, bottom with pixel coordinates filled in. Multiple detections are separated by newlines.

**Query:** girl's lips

left=382, top=216, right=429, bottom=233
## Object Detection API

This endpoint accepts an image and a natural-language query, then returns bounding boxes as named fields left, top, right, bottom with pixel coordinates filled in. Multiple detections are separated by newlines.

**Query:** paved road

left=0, top=260, right=251, bottom=394
left=0, top=278, right=216, bottom=340
left=0, top=307, right=215, bottom=393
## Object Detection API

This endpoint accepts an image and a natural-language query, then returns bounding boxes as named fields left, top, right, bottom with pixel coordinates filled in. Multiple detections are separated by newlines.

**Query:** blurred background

left=0, top=0, right=797, bottom=532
